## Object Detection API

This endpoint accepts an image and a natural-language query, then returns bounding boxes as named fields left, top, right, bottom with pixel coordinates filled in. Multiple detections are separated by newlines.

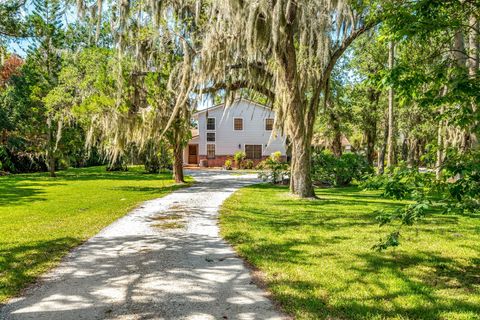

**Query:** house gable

left=184, top=99, right=286, bottom=166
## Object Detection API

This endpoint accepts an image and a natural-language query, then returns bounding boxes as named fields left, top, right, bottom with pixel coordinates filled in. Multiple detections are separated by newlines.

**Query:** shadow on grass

left=0, top=237, right=80, bottom=303
left=0, top=166, right=179, bottom=207
left=329, top=251, right=480, bottom=319
left=44, top=167, right=174, bottom=182
left=236, top=235, right=480, bottom=319
left=2, top=166, right=174, bottom=182
left=222, top=184, right=480, bottom=319
left=0, top=181, right=48, bottom=207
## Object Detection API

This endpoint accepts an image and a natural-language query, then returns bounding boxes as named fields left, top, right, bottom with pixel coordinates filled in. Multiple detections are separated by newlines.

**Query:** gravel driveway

left=1, top=170, right=285, bottom=320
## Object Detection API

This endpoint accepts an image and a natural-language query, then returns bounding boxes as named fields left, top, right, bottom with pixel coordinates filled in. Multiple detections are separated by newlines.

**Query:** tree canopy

left=0, top=0, right=478, bottom=223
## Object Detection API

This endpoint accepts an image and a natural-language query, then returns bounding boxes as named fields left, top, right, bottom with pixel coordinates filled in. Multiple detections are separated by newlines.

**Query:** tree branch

left=309, top=19, right=380, bottom=117
left=227, top=61, right=274, bottom=79
left=199, top=80, right=275, bottom=101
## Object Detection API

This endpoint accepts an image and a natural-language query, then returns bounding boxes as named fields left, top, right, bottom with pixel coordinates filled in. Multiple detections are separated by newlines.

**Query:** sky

left=7, top=0, right=76, bottom=57
left=6, top=1, right=217, bottom=111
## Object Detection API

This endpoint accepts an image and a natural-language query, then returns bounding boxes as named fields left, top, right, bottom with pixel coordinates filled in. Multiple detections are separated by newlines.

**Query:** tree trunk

left=436, top=105, right=445, bottom=180
left=386, top=40, right=395, bottom=168
left=454, top=29, right=467, bottom=68
left=365, top=88, right=379, bottom=166
left=285, top=80, right=315, bottom=198
left=279, top=4, right=316, bottom=199
left=467, top=14, right=478, bottom=147
left=329, top=111, right=342, bottom=157
left=95, top=0, right=103, bottom=45
left=173, top=142, right=185, bottom=183
left=288, top=93, right=316, bottom=198
left=378, top=111, right=389, bottom=175
left=365, top=129, right=376, bottom=166
left=408, top=138, right=418, bottom=167
left=325, top=88, right=342, bottom=157
left=290, top=134, right=315, bottom=198
left=401, top=135, right=408, bottom=162
left=452, top=28, right=472, bottom=151
left=46, top=115, right=56, bottom=177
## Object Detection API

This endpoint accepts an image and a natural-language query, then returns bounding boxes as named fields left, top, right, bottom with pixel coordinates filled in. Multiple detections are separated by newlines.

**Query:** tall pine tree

left=28, top=0, right=65, bottom=177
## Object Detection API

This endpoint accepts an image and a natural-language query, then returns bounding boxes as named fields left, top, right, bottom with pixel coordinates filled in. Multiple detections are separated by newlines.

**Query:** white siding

left=195, top=100, right=287, bottom=157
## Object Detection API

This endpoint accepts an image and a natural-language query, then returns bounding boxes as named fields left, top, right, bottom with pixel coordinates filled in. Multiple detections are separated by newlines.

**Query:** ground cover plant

left=220, top=184, right=480, bottom=320
left=0, top=166, right=189, bottom=302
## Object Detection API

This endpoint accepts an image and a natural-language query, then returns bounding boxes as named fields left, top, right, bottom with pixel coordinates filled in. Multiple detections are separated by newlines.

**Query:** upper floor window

left=207, top=132, right=216, bottom=142
left=207, top=117, right=215, bottom=130
left=265, top=118, right=274, bottom=131
left=234, top=118, right=243, bottom=131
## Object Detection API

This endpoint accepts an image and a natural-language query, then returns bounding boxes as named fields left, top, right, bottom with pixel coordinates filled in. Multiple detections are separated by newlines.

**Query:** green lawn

left=220, top=184, right=480, bottom=320
left=0, top=166, right=188, bottom=303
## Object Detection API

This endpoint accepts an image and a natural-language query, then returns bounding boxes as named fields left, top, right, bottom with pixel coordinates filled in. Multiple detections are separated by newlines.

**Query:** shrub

left=441, top=150, right=480, bottom=213
left=224, top=158, right=233, bottom=170
left=243, top=159, right=254, bottom=169
left=258, top=151, right=289, bottom=183
left=361, top=163, right=433, bottom=199
left=311, top=150, right=372, bottom=186
left=234, top=151, right=246, bottom=168
left=107, top=158, right=128, bottom=171
left=360, top=174, right=387, bottom=190
left=0, top=144, right=48, bottom=173
left=142, top=141, right=172, bottom=173
left=383, top=180, right=411, bottom=199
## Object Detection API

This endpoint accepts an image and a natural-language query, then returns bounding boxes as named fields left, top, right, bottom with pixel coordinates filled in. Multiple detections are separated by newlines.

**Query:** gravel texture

left=1, top=170, right=285, bottom=320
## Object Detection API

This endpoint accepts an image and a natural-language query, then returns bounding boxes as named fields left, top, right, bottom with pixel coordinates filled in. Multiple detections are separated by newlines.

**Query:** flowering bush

left=258, top=151, right=289, bottom=183
left=224, top=158, right=233, bottom=170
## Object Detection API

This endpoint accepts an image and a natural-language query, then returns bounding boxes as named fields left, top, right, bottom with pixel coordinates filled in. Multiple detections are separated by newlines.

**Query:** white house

left=183, top=99, right=287, bottom=167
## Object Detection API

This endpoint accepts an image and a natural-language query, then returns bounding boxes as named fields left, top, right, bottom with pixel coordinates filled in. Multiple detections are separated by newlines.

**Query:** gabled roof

left=193, top=98, right=273, bottom=118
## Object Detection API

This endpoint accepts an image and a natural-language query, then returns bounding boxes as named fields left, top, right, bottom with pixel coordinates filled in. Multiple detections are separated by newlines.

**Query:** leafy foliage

left=0, top=0, right=27, bottom=40
left=142, top=140, right=172, bottom=174
left=367, top=151, right=480, bottom=250
left=311, top=150, right=372, bottom=186
left=361, top=163, right=433, bottom=199
left=224, top=158, right=233, bottom=170
left=233, top=151, right=246, bottom=169
left=257, top=151, right=289, bottom=183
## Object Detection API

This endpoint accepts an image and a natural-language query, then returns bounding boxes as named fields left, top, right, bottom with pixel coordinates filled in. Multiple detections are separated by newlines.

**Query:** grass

left=219, top=184, right=480, bottom=320
left=0, top=166, right=190, bottom=303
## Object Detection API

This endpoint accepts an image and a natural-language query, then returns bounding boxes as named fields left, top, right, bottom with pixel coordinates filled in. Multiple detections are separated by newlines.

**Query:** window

left=234, top=118, right=243, bottom=131
left=206, top=132, right=215, bottom=142
left=207, top=117, right=215, bottom=130
left=245, top=144, right=262, bottom=160
left=265, top=118, right=274, bottom=131
left=207, top=144, right=215, bottom=159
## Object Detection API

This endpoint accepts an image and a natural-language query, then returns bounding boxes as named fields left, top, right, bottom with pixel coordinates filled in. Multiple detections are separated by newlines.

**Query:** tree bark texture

left=328, top=99, right=342, bottom=157
left=290, top=133, right=315, bottom=198
left=386, top=41, right=395, bottom=168
left=278, top=2, right=316, bottom=198
left=378, top=110, right=389, bottom=175
left=467, top=14, right=478, bottom=147
left=365, top=88, right=380, bottom=166
left=173, top=143, right=184, bottom=183
left=436, top=105, right=445, bottom=180
left=46, top=115, right=56, bottom=177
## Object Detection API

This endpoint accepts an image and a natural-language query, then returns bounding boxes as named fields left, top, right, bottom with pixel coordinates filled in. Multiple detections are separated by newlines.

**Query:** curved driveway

left=1, top=170, right=284, bottom=320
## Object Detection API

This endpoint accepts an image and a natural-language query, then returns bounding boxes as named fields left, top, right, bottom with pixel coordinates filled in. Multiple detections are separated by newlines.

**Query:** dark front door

left=188, top=144, right=198, bottom=164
